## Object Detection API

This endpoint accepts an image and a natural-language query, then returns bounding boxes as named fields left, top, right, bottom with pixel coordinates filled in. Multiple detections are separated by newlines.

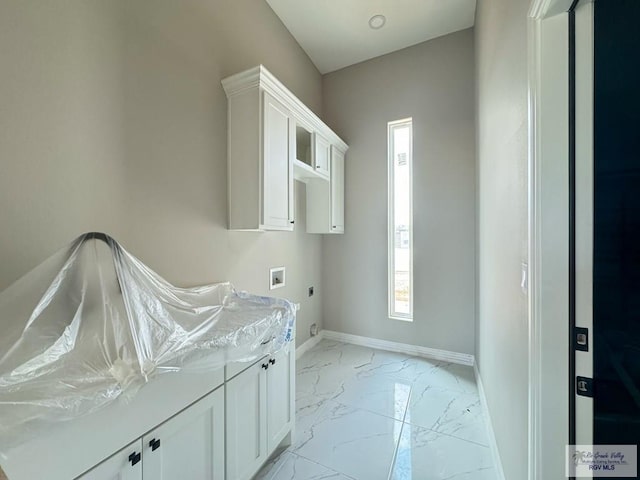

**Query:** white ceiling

left=265, top=0, right=477, bottom=74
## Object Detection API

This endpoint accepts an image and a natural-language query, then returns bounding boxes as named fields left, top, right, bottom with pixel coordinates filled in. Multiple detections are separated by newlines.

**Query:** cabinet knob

left=262, top=363, right=269, bottom=370
left=290, top=220, right=295, bottom=224
left=332, top=226, right=337, bottom=229
left=149, top=438, right=161, bottom=451
left=129, top=452, right=141, bottom=466
left=269, top=358, right=276, bottom=365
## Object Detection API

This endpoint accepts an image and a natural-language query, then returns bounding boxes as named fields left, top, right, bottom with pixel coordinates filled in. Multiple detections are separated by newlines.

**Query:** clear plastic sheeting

left=0, top=233, right=295, bottom=452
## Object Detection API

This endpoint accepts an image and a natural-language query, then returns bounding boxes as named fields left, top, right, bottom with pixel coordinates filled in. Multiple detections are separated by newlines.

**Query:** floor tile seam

left=290, top=451, right=360, bottom=480
left=405, top=384, right=479, bottom=401
left=261, top=451, right=290, bottom=480
left=307, top=342, right=421, bottom=366
left=400, top=419, right=492, bottom=449
left=355, top=371, right=478, bottom=394
left=352, top=369, right=418, bottom=385
left=387, top=391, right=412, bottom=480
left=386, top=420, right=409, bottom=480
left=328, top=398, right=409, bottom=424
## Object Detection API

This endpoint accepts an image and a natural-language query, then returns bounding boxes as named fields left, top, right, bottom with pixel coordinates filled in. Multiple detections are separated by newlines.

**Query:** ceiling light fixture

left=368, top=14, right=386, bottom=30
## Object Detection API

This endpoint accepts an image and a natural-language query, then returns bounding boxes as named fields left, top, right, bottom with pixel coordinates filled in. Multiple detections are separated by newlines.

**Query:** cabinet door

left=142, top=387, right=225, bottom=480
left=226, top=360, right=268, bottom=480
left=313, top=133, right=331, bottom=179
left=77, top=440, right=142, bottom=480
left=267, top=347, right=295, bottom=452
left=262, top=92, right=294, bottom=230
left=331, top=147, right=345, bottom=233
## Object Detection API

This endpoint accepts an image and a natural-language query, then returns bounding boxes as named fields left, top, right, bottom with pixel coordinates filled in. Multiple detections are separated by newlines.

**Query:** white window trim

left=388, top=118, right=414, bottom=321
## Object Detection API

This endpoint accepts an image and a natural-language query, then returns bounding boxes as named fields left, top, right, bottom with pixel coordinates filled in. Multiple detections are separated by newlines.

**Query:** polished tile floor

left=256, top=339, right=497, bottom=480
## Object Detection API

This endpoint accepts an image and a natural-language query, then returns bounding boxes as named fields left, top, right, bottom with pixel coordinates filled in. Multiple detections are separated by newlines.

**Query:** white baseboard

left=322, top=330, right=474, bottom=366
left=474, top=364, right=506, bottom=480
left=295, top=333, right=324, bottom=360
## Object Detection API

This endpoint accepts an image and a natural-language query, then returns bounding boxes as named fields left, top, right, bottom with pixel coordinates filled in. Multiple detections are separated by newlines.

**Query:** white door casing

left=574, top=0, right=595, bottom=449
left=528, top=0, right=574, bottom=478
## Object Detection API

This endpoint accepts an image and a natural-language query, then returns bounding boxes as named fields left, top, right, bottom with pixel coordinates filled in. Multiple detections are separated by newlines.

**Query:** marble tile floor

left=255, top=339, right=497, bottom=480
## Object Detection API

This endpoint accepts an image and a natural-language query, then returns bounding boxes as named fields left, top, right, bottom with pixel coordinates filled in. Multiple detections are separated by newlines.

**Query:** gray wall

left=0, top=0, right=324, bottom=347
left=322, top=30, right=476, bottom=355
left=475, top=0, right=530, bottom=478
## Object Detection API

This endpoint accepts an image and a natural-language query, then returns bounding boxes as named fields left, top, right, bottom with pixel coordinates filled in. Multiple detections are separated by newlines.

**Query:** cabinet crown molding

left=222, top=65, right=348, bottom=152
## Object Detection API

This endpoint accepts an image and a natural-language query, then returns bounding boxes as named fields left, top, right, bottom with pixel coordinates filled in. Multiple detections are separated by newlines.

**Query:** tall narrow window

left=388, top=118, right=413, bottom=321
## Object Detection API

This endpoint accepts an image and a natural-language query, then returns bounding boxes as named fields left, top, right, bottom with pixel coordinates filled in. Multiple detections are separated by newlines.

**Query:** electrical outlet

left=308, top=286, right=314, bottom=297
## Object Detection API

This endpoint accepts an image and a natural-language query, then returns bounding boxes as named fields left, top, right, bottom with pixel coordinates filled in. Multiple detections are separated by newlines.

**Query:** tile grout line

left=290, top=451, right=359, bottom=480
left=386, top=382, right=412, bottom=480
left=400, top=419, right=492, bottom=449
left=259, top=451, right=289, bottom=480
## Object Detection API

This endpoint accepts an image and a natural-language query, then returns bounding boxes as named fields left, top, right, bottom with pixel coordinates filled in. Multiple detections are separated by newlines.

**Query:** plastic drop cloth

left=0, top=233, right=295, bottom=452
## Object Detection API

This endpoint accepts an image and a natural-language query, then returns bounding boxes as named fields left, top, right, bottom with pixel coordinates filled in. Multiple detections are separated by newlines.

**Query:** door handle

left=269, top=358, right=276, bottom=365
left=262, top=363, right=269, bottom=370
left=129, top=452, right=141, bottom=466
left=149, top=438, right=161, bottom=451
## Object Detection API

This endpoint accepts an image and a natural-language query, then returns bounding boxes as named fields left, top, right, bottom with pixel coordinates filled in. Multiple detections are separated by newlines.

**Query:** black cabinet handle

left=129, top=452, right=141, bottom=466
left=149, top=438, right=161, bottom=451
left=261, top=363, right=269, bottom=370
left=269, top=358, right=276, bottom=365
left=290, top=220, right=295, bottom=224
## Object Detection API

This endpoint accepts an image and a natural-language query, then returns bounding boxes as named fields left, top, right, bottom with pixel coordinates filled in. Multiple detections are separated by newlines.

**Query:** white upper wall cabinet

left=312, top=133, right=331, bottom=180
left=262, top=92, right=295, bottom=230
left=330, top=146, right=345, bottom=233
left=222, top=65, right=348, bottom=233
left=307, top=146, right=346, bottom=234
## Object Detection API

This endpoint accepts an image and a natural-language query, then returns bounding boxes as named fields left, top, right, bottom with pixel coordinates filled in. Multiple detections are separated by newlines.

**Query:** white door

left=313, top=133, right=331, bottom=179
left=262, top=92, right=293, bottom=230
left=226, top=360, right=268, bottom=480
left=77, top=440, right=142, bottom=480
left=330, top=147, right=345, bottom=233
left=267, top=347, right=294, bottom=452
left=142, top=387, right=225, bottom=480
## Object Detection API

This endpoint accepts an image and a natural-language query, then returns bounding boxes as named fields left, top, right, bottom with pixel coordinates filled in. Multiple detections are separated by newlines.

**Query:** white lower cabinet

left=266, top=348, right=294, bottom=452
left=225, top=359, right=268, bottom=480
left=78, top=387, right=224, bottom=480
left=226, top=348, right=294, bottom=480
left=78, top=440, right=142, bottom=480
left=142, top=387, right=225, bottom=480
left=76, top=347, right=294, bottom=480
